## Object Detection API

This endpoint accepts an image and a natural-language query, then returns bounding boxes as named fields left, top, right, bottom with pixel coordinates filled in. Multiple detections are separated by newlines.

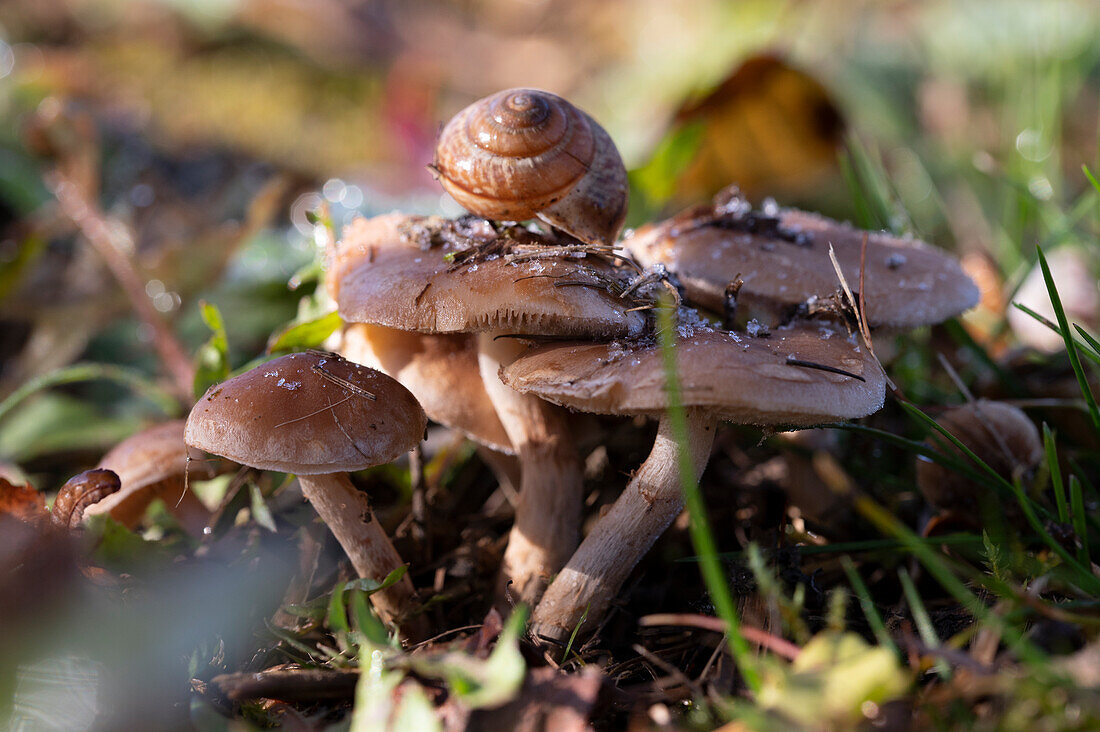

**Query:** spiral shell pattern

left=434, top=88, right=628, bottom=246
left=51, top=468, right=121, bottom=530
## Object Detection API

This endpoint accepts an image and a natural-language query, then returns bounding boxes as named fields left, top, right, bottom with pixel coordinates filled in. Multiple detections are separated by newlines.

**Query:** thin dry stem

left=46, top=170, right=195, bottom=401
left=531, top=411, right=718, bottom=643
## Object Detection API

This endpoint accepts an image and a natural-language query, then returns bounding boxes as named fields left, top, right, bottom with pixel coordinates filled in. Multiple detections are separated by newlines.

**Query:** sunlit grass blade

left=898, top=567, right=951, bottom=679
left=839, top=555, right=897, bottom=655
left=1084, top=164, right=1100, bottom=194
left=656, top=301, right=761, bottom=696
left=562, top=604, right=589, bottom=665
left=0, top=362, right=180, bottom=424
left=1043, top=424, right=1069, bottom=524
left=1006, top=474, right=1100, bottom=595
left=849, top=492, right=1051, bottom=672
left=1009, top=303, right=1100, bottom=366
left=835, top=422, right=1012, bottom=498
left=1069, top=475, right=1090, bottom=567
left=1035, top=244, right=1100, bottom=432
left=1074, top=325, right=1100, bottom=363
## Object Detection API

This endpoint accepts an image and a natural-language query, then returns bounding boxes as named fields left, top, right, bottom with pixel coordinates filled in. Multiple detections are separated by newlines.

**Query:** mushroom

left=916, top=400, right=1042, bottom=519
left=184, top=351, right=427, bottom=631
left=83, top=420, right=228, bottom=537
left=327, top=213, right=647, bottom=602
left=626, top=187, right=979, bottom=329
left=338, top=323, right=513, bottom=455
left=500, top=323, right=887, bottom=641
left=336, top=322, right=523, bottom=510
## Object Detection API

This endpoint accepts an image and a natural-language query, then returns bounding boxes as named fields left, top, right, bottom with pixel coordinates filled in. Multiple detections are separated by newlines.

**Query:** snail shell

left=433, top=88, right=628, bottom=246
left=51, top=468, right=121, bottom=530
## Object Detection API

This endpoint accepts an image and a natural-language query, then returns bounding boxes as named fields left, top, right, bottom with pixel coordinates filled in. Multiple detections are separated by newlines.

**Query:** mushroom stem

left=477, top=333, right=584, bottom=605
left=531, top=409, right=718, bottom=643
left=297, top=473, right=426, bottom=638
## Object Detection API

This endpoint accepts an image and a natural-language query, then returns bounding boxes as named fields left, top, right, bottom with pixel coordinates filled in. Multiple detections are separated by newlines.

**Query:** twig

left=639, top=613, right=802, bottom=660
left=45, top=170, right=194, bottom=402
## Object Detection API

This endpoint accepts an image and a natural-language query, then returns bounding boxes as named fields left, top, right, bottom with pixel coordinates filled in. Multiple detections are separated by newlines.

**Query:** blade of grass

left=1035, top=244, right=1100, bottom=432
left=1006, top=472, right=1100, bottom=594
left=1069, top=475, right=1090, bottom=567
left=656, top=301, right=761, bottom=696
left=835, top=422, right=1011, bottom=497
left=561, top=604, right=589, bottom=665
left=1074, top=325, right=1100, bottom=363
left=839, top=555, right=898, bottom=655
left=898, top=567, right=951, bottom=679
left=1044, top=425, right=1069, bottom=524
left=701, top=534, right=982, bottom=561
left=1084, top=164, right=1100, bottom=194
left=0, top=362, right=180, bottom=424
left=897, top=401, right=1053, bottom=523
left=850, top=492, right=1052, bottom=672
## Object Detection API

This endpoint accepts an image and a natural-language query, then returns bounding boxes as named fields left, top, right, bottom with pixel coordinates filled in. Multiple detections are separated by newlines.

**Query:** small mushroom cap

left=339, top=323, right=514, bottom=454
left=328, top=213, right=645, bottom=337
left=84, top=419, right=230, bottom=521
left=917, top=400, right=1042, bottom=514
left=185, top=352, right=426, bottom=474
left=501, top=324, right=885, bottom=426
left=627, top=203, right=979, bottom=329
left=97, top=420, right=227, bottom=489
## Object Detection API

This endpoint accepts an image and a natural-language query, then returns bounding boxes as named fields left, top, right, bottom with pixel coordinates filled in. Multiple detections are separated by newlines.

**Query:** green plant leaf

left=350, top=648, right=401, bottom=732
left=349, top=585, right=393, bottom=648
left=1035, top=244, right=1100, bottom=431
left=407, top=607, right=528, bottom=710
left=391, top=681, right=441, bottom=732
left=248, top=482, right=277, bottom=532
left=758, top=631, right=910, bottom=728
left=267, top=310, right=342, bottom=354
left=193, top=300, right=231, bottom=399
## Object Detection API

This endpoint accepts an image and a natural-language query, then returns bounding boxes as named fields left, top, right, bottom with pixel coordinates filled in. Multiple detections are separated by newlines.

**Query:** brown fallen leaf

left=0, top=476, right=47, bottom=523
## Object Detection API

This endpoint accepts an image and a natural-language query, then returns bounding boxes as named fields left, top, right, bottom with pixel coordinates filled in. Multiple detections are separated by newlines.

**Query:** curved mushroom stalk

left=478, top=333, right=584, bottom=605
left=530, top=411, right=716, bottom=642
left=298, top=474, right=425, bottom=635
left=502, top=327, right=887, bottom=644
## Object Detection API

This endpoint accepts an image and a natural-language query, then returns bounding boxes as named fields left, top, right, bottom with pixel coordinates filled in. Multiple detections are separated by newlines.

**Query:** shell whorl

left=434, top=88, right=627, bottom=246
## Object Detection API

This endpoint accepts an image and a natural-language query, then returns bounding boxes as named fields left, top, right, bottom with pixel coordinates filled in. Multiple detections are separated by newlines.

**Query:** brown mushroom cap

left=185, top=352, right=426, bottom=474
left=626, top=202, right=979, bottom=328
left=96, top=420, right=226, bottom=489
left=84, top=419, right=229, bottom=521
left=917, top=400, right=1042, bottom=515
left=339, top=323, right=514, bottom=454
left=328, top=213, right=646, bottom=337
left=501, top=323, right=885, bottom=426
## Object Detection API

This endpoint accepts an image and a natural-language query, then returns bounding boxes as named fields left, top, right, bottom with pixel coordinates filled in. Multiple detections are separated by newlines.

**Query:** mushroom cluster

left=322, top=87, right=978, bottom=640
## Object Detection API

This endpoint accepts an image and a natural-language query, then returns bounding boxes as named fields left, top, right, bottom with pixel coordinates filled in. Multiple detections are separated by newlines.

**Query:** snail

left=51, top=468, right=121, bottom=530
left=431, top=88, right=628, bottom=246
